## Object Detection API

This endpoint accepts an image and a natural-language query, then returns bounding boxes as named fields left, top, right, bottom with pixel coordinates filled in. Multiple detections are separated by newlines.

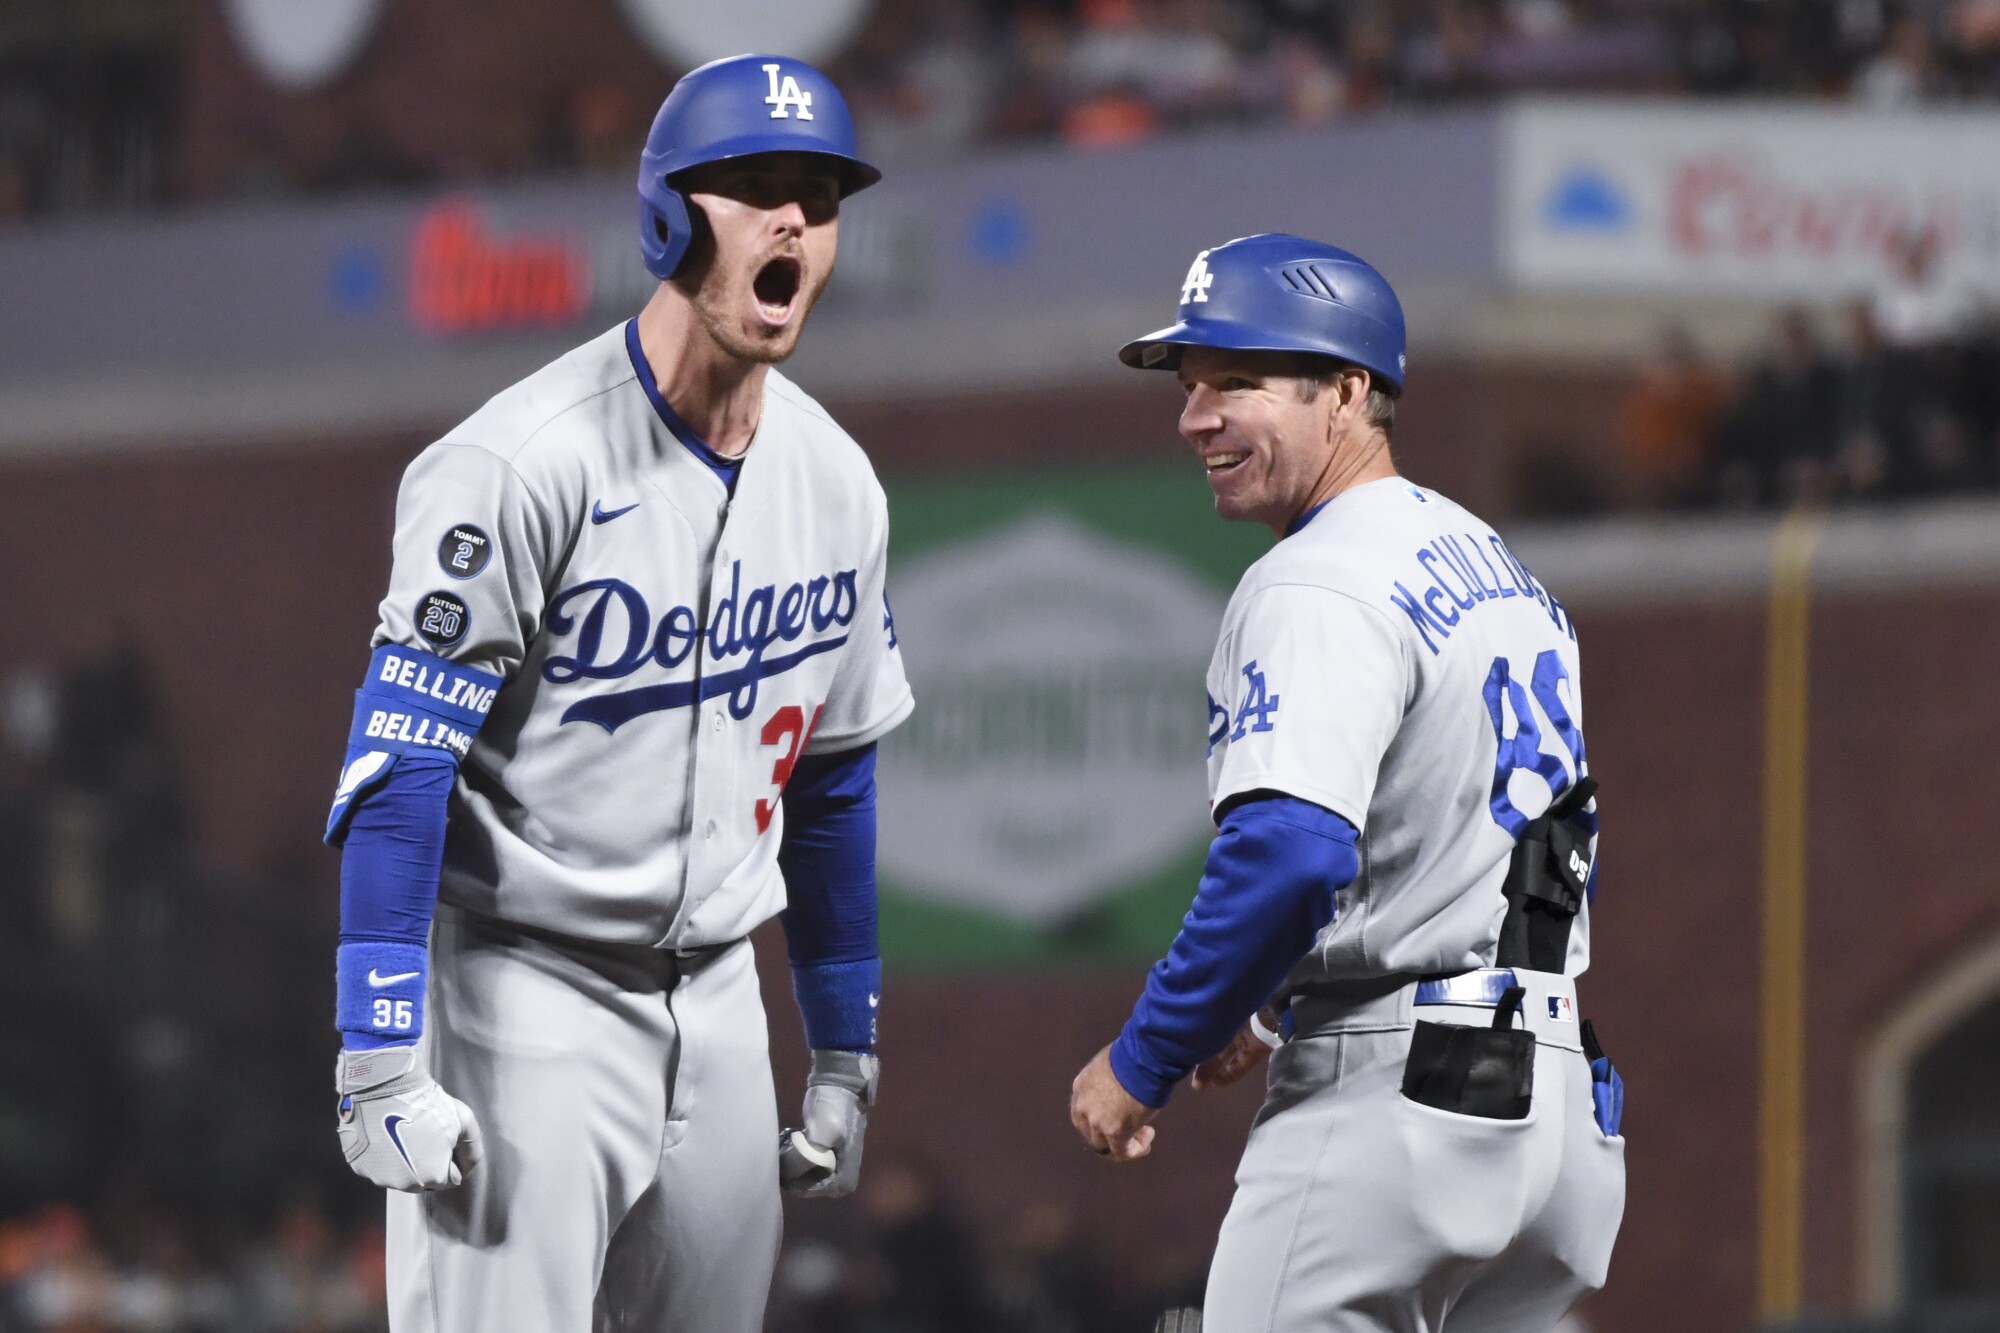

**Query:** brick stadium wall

left=5, top=430, right=1993, bottom=1330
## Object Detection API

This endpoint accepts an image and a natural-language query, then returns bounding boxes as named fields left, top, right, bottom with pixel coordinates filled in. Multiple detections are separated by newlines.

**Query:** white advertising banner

left=1503, top=100, right=2000, bottom=297
left=877, top=515, right=1223, bottom=927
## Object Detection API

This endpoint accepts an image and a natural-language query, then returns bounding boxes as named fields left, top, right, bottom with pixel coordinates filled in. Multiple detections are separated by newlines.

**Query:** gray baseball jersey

left=357, top=322, right=911, bottom=1333
left=1203, top=476, right=1595, bottom=986
left=373, top=322, right=912, bottom=949
left=1199, top=477, right=1623, bottom=1332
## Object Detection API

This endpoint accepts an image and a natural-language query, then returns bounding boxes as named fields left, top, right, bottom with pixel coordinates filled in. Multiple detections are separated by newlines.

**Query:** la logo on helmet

left=1180, top=251, right=1214, bottom=305
left=762, top=64, right=815, bottom=120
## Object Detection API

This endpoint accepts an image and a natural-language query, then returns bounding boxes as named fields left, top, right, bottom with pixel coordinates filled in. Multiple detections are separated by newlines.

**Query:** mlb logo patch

left=1547, top=996, right=1575, bottom=1023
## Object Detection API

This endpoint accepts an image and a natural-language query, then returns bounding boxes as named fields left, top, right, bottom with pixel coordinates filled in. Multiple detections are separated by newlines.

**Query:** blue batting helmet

left=638, top=54, right=881, bottom=281
left=1118, top=234, right=1407, bottom=394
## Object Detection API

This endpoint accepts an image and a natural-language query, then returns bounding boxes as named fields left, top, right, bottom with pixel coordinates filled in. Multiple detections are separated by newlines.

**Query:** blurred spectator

left=1337, top=4, right=1404, bottom=110
left=0, top=1199, right=387, bottom=1331
left=239, top=1200, right=379, bottom=1332
left=1403, top=0, right=1498, bottom=100
left=1685, top=257, right=2000, bottom=514
left=1852, top=12, right=1948, bottom=104
left=574, top=86, right=643, bottom=174
left=856, top=1155, right=994, bottom=1331
left=1833, top=300, right=1897, bottom=501
left=1714, top=308, right=1842, bottom=508
left=986, top=1202, right=1118, bottom=1333
left=0, top=641, right=336, bottom=1235
left=1239, top=34, right=1349, bottom=125
left=5, top=1205, right=113, bottom=1331
left=847, top=0, right=1001, bottom=161
left=1617, top=326, right=1727, bottom=509
left=1872, top=229, right=1982, bottom=492
left=1873, top=228, right=1973, bottom=350
left=1060, top=0, right=1240, bottom=146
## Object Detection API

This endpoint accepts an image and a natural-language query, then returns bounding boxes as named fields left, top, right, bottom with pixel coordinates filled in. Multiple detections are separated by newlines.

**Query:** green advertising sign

left=877, top=463, right=1270, bottom=969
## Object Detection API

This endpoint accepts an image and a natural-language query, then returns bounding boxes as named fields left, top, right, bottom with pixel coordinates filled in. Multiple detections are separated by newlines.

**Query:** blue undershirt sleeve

left=335, top=757, right=453, bottom=1049
left=1109, top=794, right=1359, bottom=1108
left=327, top=645, right=499, bottom=1051
left=339, top=755, right=453, bottom=945
left=778, top=743, right=880, bottom=1051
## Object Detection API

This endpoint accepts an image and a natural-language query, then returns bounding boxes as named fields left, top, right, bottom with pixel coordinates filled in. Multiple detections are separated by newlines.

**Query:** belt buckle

left=1413, top=968, right=1520, bottom=1009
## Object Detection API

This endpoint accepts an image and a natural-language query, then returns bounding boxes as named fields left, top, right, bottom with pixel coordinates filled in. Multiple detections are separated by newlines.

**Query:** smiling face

left=1176, top=346, right=1355, bottom=531
left=673, top=152, right=843, bottom=365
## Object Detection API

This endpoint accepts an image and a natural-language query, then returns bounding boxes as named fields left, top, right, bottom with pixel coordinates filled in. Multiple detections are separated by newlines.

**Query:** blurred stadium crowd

left=1612, top=231, right=2000, bottom=512
left=0, top=1165, right=1198, bottom=1333
left=0, top=1171, right=1197, bottom=1333
left=6, top=1, right=2000, bottom=523
left=8, top=0, right=2000, bottom=221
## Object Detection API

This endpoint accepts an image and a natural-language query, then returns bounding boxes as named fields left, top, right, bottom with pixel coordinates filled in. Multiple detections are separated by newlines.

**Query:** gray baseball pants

left=1205, top=970, right=1626, bottom=1333
left=385, top=904, right=781, bottom=1333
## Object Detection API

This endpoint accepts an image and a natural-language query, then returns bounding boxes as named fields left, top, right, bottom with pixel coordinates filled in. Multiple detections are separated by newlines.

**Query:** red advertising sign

left=409, top=199, right=590, bottom=335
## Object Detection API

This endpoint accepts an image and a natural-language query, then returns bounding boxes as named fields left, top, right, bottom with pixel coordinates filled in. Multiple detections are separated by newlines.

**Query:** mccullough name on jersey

left=1386, top=531, right=1575, bottom=656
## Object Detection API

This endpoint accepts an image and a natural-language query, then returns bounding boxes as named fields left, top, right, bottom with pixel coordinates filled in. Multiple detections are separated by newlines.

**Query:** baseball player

left=1069, top=235, right=1626, bottom=1331
left=322, top=55, right=911, bottom=1332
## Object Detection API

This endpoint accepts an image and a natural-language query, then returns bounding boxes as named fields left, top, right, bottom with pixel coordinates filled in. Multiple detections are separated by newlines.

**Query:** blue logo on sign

left=330, top=244, right=388, bottom=314
left=967, top=197, right=1032, bottom=266
left=1542, top=166, right=1632, bottom=233
left=544, top=562, right=858, bottom=733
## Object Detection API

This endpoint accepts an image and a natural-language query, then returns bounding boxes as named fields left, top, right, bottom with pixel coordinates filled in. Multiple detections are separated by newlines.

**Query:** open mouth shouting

left=753, top=255, right=803, bottom=326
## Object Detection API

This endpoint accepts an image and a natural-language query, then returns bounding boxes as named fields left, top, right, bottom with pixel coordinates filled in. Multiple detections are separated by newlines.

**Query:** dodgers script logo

left=543, top=561, right=859, bottom=733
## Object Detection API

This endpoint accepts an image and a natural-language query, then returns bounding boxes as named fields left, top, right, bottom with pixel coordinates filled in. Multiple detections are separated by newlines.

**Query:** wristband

left=791, top=957, right=880, bottom=1051
left=336, top=940, right=428, bottom=1049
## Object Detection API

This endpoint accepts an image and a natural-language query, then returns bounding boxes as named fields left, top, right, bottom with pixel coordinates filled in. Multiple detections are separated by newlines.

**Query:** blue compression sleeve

left=1109, top=795, right=1359, bottom=1108
left=336, top=754, right=453, bottom=1049
left=778, top=744, right=880, bottom=1051
left=340, top=754, right=452, bottom=944
left=327, top=645, right=499, bottom=1051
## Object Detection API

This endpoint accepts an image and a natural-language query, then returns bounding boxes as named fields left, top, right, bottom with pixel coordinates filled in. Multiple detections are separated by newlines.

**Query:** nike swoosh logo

left=368, top=969, right=421, bottom=987
left=383, top=1114, right=417, bottom=1173
left=591, top=500, right=640, bottom=524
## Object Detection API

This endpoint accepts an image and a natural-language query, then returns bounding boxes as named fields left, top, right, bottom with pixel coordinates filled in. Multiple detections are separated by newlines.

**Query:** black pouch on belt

left=1495, top=775, right=1598, bottom=973
left=1401, top=985, right=1535, bottom=1120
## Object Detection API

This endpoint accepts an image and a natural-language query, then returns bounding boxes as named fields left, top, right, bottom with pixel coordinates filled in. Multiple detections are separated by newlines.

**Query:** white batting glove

left=336, top=1045, right=483, bottom=1192
left=780, top=1050, right=878, bottom=1198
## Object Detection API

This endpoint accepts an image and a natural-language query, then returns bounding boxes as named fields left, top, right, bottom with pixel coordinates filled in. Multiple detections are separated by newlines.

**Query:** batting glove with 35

left=780, top=1049, right=878, bottom=1198
left=336, top=1045, right=483, bottom=1192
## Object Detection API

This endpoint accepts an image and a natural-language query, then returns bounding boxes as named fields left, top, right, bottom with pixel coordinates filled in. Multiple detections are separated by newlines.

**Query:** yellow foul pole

left=1758, top=508, right=1823, bottom=1323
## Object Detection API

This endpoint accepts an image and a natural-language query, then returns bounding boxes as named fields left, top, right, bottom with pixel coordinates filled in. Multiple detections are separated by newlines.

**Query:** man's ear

left=1342, top=368, right=1373, bottom=415
left=1324, top=369, right=1367, bottom=442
